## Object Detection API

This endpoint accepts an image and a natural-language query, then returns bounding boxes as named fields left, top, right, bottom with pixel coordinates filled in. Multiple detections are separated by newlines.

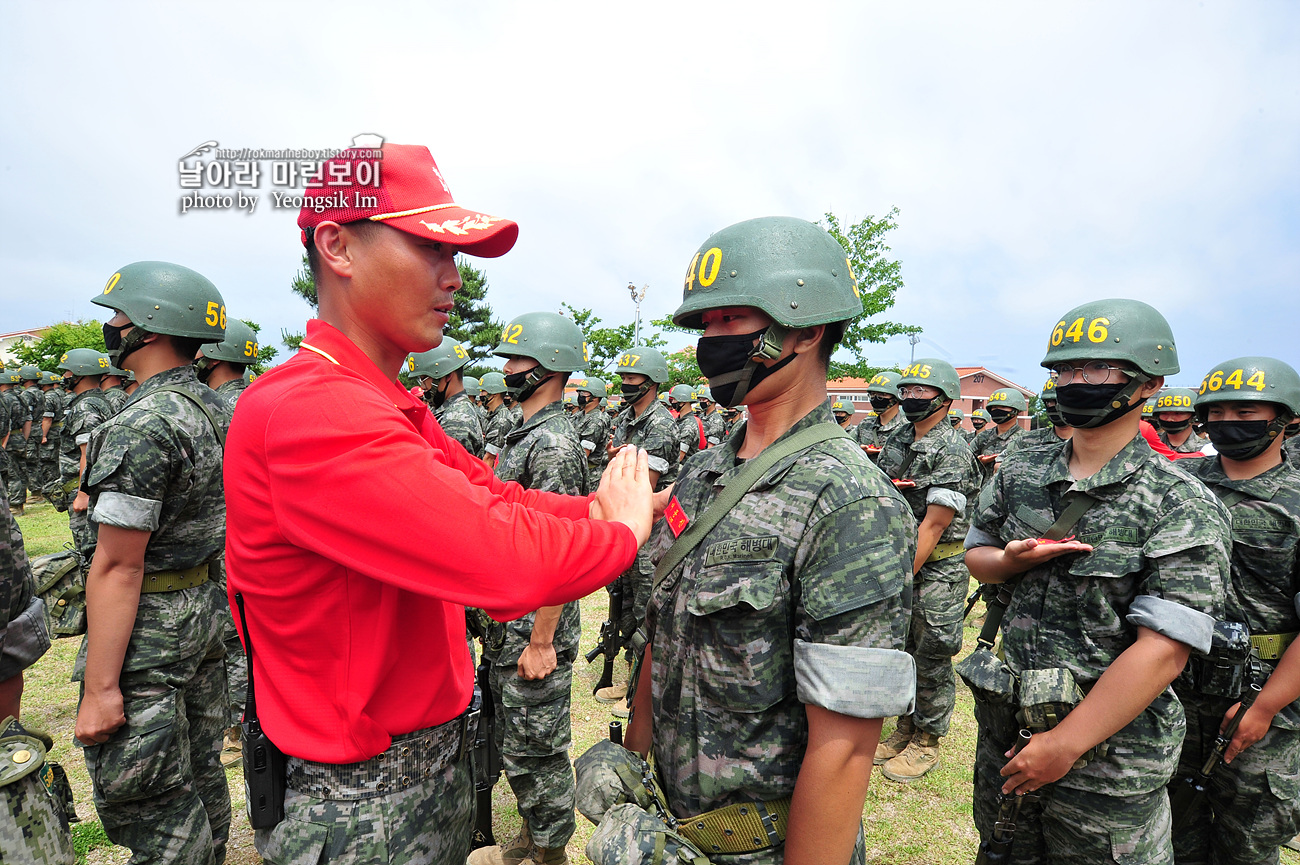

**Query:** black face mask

left=970, top=419, right=987, bottom=430
left=104, top=321, right=150, bottom=367
left=900, top=396, right=947, bottom=423
left=1156, top=417, right=1193, bottom=434
left=696, top=326, right=795, bottom=408
left=576, top=393, right=594, bottom=407
left=1055, top=381, right=1144, bottom=429
left=1043, top=402, right=1066, bottom=428
left=1287, top=422, right=1300, bottom=440
left=989, top=407, right=1018, bottom=425
left=1206, top=420, right=1282, bottom=460
left=869, top=395, right=896, bottom=412
left=429, top=377, right=450, bottom=409
left=60, top=376, right=76, bottom=391
left=621, top=381, right=654, bottom=404
left=194, top=356, right=216, bottom=383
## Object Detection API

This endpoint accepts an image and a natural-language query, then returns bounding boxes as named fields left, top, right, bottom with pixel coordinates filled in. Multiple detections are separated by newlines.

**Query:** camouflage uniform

left=573, top=405, right=612, bottom=491
left=1285, top=436, right=1300, bottom=462
left=611, top=399, right=680, bottom=656
left=510, top=404, right=523, bottom=428
left=675, top=411, right=705, bottom=464
left=700, top=409, right=726, bottom=449
left=38, top=386, right=66, bottom=499
left=854, top=410, right=906, bottom=451
left=20, top=384, right=45, bottom=498
left=480, top=400, right=589, bottom=850
left=0, top=388, right=10, bottom=501
left=0, top=506, right=72, bottom=863
left=76, top=365, right=231, bottom=865
left=483, top=404, right=515, bottom=462
left=101, top=385, right=129, bottom=416
left=1159, top=429, right=1205, bottom=454
left=877, top=417, right=980, bottom=737
left=1002, top=425, right=1070, bottom=459
left=3, top=387, right=28, bottom=508
left=213, top=377, right=246, bottom=414
left=213, top=378, right=247, bottom=726
left=966, top=435, right=1230, bottom=864
left=59, top=388, right=112, bottom=557
left=970, top=423, right=1025, bottom=485
left=1171, top=454, right=1300, bottom=865
left=433, top=390, right=485, bottom=459
left=644, top=405, right=917, bottom=864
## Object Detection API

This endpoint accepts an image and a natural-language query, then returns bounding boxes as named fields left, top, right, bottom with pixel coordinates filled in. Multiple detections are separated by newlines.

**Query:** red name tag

left=665, top=496, right=689, bottom=538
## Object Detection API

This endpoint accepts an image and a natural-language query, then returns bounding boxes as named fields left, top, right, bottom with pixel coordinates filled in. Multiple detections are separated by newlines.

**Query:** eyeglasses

left=898, top=386, right=940, bottom=399
left=1049, top=361, right=1137, bottom=386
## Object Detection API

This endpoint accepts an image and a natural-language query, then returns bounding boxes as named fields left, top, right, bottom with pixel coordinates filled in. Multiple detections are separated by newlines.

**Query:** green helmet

left=696, top=385, right=714, bottom=404
left=480, top=372, right=508, bottom=395
left=2, top=371, right=20, bottom=386
left=462, top=376, right=481, bottom=397
left=896, top=359, right=962, bottom=400
left=1041, top=298, right=1178, bottom=377
left=1152, top=387, right=1198, bottom=416
left=616, top=346, right=669, bottom=384
left=91, top=261, right=227, bottom=341
left=948, top=407, right=965, bottom=420
left=1039, top=378, right=1058, bottom=401
left=669, top=384, right=696, bottom=403
left=19, top=365, right=40, bottom=381
left=571, top=377, right=607, bottom=399
left=867, top=371, right=900, bottom=396
left=40, top=371, right=61, bottom=385
left=408, top=340, right=471, bottom=381
left=986, top=388, right=1028, bottom=413
left=493, top=312, right=589, bottom=373
left=1195, top=357, right=1300, bottom=418
left=1142, top=396, right=1157, bottom=418
left=832, top=400, right=850, bottom=415
left=971, top=408, right=990, bottom=423
left=58, top=349, right=111, bottom=377
left=563, top=391, right=577, bottom=406
left=671, top=216, right=861, bottom=330
left=200, top=319, right=260, bottom=365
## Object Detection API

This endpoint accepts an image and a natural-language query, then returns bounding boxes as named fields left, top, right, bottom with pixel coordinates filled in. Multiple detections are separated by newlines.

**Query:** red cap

left=297, top=144, right=518, bottom=258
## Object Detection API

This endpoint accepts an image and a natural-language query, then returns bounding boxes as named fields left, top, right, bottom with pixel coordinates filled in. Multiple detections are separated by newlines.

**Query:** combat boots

left=881, top=731, right=941, bottom=782
left=524, top=848, right=568, bottom=865
left=873, top=715, right=914, bottom=765
left=594, top=683, right=627, bottom=704
left=467, top=824, right=532, bottom=865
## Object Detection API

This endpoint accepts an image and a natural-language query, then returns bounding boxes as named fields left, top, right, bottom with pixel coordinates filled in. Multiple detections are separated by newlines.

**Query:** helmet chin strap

left=704, top=325, right=791, bottom=407
left=1061, top=374, right=1150, bottom=429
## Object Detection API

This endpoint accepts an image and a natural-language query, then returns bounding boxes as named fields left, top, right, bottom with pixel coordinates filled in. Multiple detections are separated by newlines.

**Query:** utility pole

left=628, top=282, right=648, bottom=344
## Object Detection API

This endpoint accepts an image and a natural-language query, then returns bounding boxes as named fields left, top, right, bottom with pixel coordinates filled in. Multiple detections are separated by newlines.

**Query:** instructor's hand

left=591, top=445, right=653, bottom=546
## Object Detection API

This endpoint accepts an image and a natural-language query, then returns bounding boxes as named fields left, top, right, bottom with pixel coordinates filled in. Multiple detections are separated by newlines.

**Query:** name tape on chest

left=703, top=535, right=780, bottom=567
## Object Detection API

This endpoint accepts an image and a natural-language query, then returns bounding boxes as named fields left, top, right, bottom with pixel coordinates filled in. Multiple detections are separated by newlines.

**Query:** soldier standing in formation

left=481, top=371, right=514, bottom=468
left=38, top=372, right=67, bottom=500
left=970, top=387, right=1026, bottom=484
left=54, top=350, right=112, bottom=559
left=669, top=384, right=705, bottom=463
left=196, top=318, right=259, bottom=412
left=1171, top=356, right=1300, bottom=864
left=616, top=216, right=917, bottom=864
left=470, top=312, right=593, bottom=865
left=1004, top=377, right=1073, bottom=456
left=98, top=366, right=130, bottom=415
left=1, top=370, right=28, bottom=514
left=695, top=385, right=726, bottom=448
left=1153, top=387, right=1206, bottom=454
left=855, top=370, right=905, bottom=459
left=965, top=299, right=1229, bottom=863
left=967, top=407, right=990, bottom=442
left=74, top=261, right=235, bottom=865
left=947, top=407, right=965, bottom=434
left=571, top=376, right=612, bottom=491
left=18, top=367, right=45, bottom=504
left=875, top=358, right=981, bottom=782
left=832, top=399, right=855, bottom=430
left=411, top=339, right=486, bottom=459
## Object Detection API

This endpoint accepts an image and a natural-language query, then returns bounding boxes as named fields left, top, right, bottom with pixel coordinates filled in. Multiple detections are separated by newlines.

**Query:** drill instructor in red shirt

left=223, top=144, right=652, bottom=864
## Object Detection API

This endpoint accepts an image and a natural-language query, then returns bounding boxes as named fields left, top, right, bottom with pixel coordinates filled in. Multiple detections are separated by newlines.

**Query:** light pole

left=628, top=282, right=648, bottom=344
left=909, top=332, right=921, bottom=364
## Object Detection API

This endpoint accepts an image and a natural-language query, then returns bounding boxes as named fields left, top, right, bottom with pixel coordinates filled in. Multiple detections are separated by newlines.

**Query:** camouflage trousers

left=486, top=655, right=576, bottom=849
left=67, top=504, right=95, bottom=559
left=619, top=549, right=654, bottom=664
left=256, top=756, right=476, bottom=864
left=1171, top=694, right=1300, bottom=865
left=38, top=438, right=59, bottom=495
left=904, top=560, right=966, bottom=737
left=212, top=559, right=246, bottom=725
left=6, top=441, right=28, bottom=506
left=82, top=649, right=231, bottom=865
left=973, top=698, right=1173, bottom=864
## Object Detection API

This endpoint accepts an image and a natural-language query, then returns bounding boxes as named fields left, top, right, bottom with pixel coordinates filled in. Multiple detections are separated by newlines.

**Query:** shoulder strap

left=1042, top=491, right=1097, bottom=541
left=148, top=384, right=226, bottom=449
left=653, top=423, right=848, bottom=589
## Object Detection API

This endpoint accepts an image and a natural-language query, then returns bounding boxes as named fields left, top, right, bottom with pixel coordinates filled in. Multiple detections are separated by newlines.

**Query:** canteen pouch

left=1187, top=621, right=1251, bottom=699
left=575, top=738, right=659, bottom=825
left=1016, top=667, right=1107, bottom=769
left=586, top=803, right=712, bottom=865
left=32, top=549, right=86, bottom=638
left=955, top=646, right=1016, bottom=706
left=0, top=716, right=75, bottom=864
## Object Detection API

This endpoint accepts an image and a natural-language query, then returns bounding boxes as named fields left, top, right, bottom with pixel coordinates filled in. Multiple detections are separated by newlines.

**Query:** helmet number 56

left=205, top=302, right=227, bottom=329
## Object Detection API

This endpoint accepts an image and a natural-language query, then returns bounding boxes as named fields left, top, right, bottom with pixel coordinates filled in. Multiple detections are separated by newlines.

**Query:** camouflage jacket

left=1189, top=453, right=1300, bottom=728
left=44, top=388, right=66, bottom=431
left=0, top=392, right=9, bottom=442
left=968, top=434, right=1231, bottom=795
left=1159, top=428, right=1205, bottom=454
left=490, top=401, right=588, bottom=663
left=675, top=411, right=705, bottom=462
left=432, top=390, right=485, bottom=459
left=100, top=385, right=128, bottom=416
left=877, top=419, right=981, bottom=548
left=510, top=405, right=523, bottom=427
left=611, top=399, right=678, bottom=491
left=645, top=404, right=916, bottom=818
left=700, top=410, right=726, bottom=448
left=573, top=407, right=612, bottom=471
left=84, top=365, right=228, bottom=574
left=20, top=386, right=45, bottom=433
left=483, top=404, right=515, bottom=458
left=854, top=409, right=906, bottom=450
left=1002, top=425, right=1070, bottom=459
left=971, top=423, right=1025, bottom=483
left=0, top=508, right=46, bottom=682
left=59, top=389, right=112, bottom=475
left=214, top=378, right=247, bottom=415
left=3, top=389, right=27, bottom=448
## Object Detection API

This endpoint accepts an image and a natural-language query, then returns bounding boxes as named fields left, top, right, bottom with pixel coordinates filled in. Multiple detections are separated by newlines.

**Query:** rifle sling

left=653, top=423, right=849, bottom=590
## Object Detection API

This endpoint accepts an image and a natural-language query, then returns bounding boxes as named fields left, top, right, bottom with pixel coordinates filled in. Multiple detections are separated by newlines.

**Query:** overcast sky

left=2, top=1, right=1296, bottom=392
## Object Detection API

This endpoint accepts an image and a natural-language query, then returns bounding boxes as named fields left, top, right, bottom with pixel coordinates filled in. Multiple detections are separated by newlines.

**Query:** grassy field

left=13, top=500, right=1297, bottom=864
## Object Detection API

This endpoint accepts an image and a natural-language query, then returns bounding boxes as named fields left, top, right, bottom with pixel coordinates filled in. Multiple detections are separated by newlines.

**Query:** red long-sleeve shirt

left=224, top=320, right=637, bottom=763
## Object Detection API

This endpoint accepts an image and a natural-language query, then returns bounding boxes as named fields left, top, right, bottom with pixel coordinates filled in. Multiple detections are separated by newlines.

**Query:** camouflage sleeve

left=641, top=416, right=679, bottom=477
left=966, top=467, right=1010, bottom=549
left=85, top=422, right=172, bottom=532
left=0, top=509, right=48, bottom=681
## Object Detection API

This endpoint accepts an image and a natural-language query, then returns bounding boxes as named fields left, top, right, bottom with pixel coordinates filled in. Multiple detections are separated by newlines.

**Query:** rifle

left=585, top=578, right=625, bottom=696
left=963, top=588, right=982, bottom=620
left=975, top=729, right=1036, bottom=864
left=469, top=652, right=500, bottom=850
left=1170, top=680, right=1262, bottom=833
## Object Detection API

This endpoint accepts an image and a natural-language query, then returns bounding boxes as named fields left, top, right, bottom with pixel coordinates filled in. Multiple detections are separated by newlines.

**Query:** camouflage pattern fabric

left=60, top=389, right=111, bottom=554
left=700, top=409, right=726, bottom=449
left=36, top=388, right=65, bottom=498
left=854, top=409, right=906, bottom=451
left=212, top=379, right=248, bottom=726
left=213, top=378, right=247, bottom=413
left=1, top=504, right=50, bottom=691
left=3, top=388, right=29, bottom=507
left=100, top=385, right=128, bottom=416
left=644, top=405, right=915, bottom=838
left=1169, top=454, right=1300, bottom=863
left=0, top=719, right=74, bottom=865
left=573, top=405, right=613, bottom=490
left=510, top=404, right=523, bottom=428
left=483, top=404, right=515, bottom=459
left=970, top=423, right=1025, bottom=484
left=676, top=411, right=705, bottom=463
left=0, top=391, right=9, bottom=502
left=433, top=390, right=485, bottom=459
left=1158, top=428, right=1206, bottom=454
left=877, top=419, right=980, bottom=737
left=20, top=385, right=45, bottom=496
left=256, top=758, right=475, bottom=864
left=1001, top=425, right=1069, bottom=460
left=77, top=364, right=231, bottom=865
left=484, top=400, right=586, bottom=848
left=1286, top=435, right=1300, bottom=462
left=970, top=435, right=1230, bottom=800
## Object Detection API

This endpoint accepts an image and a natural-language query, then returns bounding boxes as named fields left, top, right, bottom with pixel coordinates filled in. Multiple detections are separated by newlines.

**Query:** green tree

left=665, top=346, right=704, bottom=388
left=562, top=304, right=667, bottom=375
left=821, top=207, right=918, bottom=374
left=11, top=321, right=105, bottom=370
left=281, top=252, right=315, bottom=351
